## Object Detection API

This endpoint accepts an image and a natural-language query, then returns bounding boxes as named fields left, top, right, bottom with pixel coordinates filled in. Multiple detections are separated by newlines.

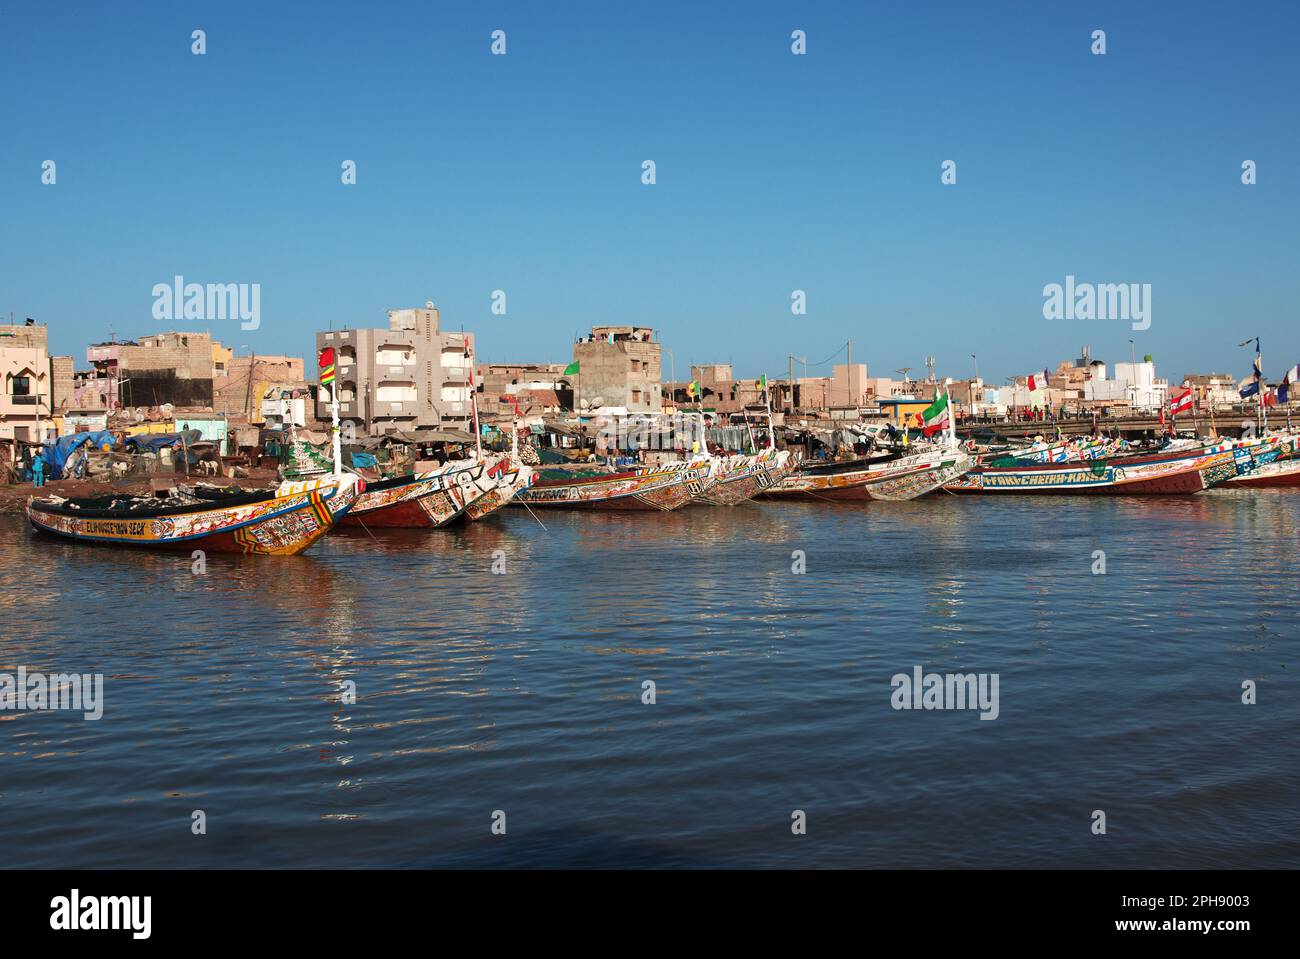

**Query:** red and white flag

left=1027, top=369, right=1050, bottom=391
left=1169, top=387, right=1193, bottom=416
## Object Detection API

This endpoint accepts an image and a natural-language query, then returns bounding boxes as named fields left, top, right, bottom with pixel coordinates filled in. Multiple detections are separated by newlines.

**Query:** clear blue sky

left=2, top=0, right=1297, bottom=385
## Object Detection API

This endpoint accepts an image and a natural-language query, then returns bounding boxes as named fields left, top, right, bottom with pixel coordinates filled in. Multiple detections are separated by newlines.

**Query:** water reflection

left=2, top=489, right=1298, bottom=868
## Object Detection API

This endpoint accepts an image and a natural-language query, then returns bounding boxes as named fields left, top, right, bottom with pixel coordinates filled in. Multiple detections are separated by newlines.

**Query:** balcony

left=8, top=395, right=39, bottom=406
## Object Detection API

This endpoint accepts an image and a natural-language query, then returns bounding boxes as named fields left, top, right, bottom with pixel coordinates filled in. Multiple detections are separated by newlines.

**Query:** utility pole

left=787, top=354, right=794, bottom=413
left=243, top=352, right=257, bottom=419
left=846, top=339, right=852, bottom=405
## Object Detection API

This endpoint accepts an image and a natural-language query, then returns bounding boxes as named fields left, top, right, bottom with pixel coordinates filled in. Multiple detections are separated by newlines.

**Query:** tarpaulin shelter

left=123, top=429, right=202, bottom=455
left=43, top=430, right=117, bottom=479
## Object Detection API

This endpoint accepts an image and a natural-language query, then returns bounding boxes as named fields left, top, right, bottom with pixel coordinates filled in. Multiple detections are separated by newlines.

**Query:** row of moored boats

left=25, top=428, right=1300, bottom=556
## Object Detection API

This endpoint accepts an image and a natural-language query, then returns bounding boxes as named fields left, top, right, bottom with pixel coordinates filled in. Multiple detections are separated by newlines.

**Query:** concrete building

left=476, top=362, right=573, bottom=413
left=0, top=322, right=52, bottom=448
left=1183, top=373, right=1238, bottom=410
left=1089, top=361, right=1167, bottom=411
left=572, top=326, right=661, bottom=413
left=315, top=302, right=475, bottom=436
left=214, top=354, right=307, bottom=420
left=51, top=354, right=75, bottom=411
left=79, top=331, right=216, bottom=410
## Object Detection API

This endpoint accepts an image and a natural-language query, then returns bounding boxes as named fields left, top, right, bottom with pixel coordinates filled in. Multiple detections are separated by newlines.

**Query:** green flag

left=919, top=392, right=950, bottom=437
left=563, top=361, right=580, bottom=376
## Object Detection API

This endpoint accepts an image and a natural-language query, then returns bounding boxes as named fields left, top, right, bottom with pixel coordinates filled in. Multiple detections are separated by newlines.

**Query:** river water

left=2, top=489, right=1297, bottom=868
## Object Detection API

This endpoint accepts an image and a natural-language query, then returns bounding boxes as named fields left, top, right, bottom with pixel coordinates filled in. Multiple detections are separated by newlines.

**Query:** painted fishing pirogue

left=513, top=458, right=715, bottom=510
left=27, top=474, right=363, bottom=555
left=693, top=449, right=798, bottom=506
left=341, top=455, right=532, bottom=528
left=944, top=439, right=1281, bottom=494
left=465, top=459, right=537, bottom=520
left=1221, top=459, right=1300, bottom=488
left=760, top=448, right=974, bottom=502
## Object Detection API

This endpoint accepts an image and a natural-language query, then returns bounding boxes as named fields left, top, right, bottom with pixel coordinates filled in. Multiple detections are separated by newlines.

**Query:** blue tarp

left=123, top=430, right=202, bottom=455
left=43, top=431, right=116, bottom=480
left=351, top=452, right=377, bottom=469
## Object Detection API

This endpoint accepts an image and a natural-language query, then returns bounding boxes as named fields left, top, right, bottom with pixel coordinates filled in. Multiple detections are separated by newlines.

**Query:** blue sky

left=2, top=0, right=1297, bottom=385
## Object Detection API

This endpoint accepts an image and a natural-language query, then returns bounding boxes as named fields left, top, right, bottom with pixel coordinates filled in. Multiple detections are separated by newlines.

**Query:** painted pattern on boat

left=28, top=475, right=363, bottom=555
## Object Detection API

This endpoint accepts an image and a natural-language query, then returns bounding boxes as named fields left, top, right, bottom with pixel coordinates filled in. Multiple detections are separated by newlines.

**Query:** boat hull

left=694, top=451, right=795, bottom=506
left=465, top=463, right=538, bottom=520
left=761, top=451, right=971, bottom=502
left=1219, top=458, right=1300, bottom=488
left=340, top=457, right=506, bottom=529
left=514, top=461, right=710, bottom=511
left=27, top=476, right=362, bottom=555
left=945, top=448, right=1237, bottom=494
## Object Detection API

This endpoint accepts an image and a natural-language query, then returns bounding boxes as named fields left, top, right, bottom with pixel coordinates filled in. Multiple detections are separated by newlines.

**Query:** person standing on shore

left=31, top=450, right=45, bottom=488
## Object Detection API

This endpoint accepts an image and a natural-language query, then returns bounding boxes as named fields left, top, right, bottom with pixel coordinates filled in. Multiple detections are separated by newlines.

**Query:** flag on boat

left=918, top=391, right=950, bottom=437
left=563, top=361, right=580, bottom=376
left=318, top=347, right=336, bottom=386
left=1278, top=364, right=1299, bottom=403
left=1169, top=387, right=1193, bottom=416
left=1027, top=369, right=1050, bottom=391
left=1239, top=339, right=1262, bottom=398
left=688, top=380, right=701, bottom=399
left=757, top=373, right=767, bottom=401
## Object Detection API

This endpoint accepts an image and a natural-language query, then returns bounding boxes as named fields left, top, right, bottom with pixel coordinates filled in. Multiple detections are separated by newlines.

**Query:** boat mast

left=330, top=379, right=342, bottom=479
left=944, top=377, right=957, bottom=449
left=466, top=338, right=483, bottom=459
left=765, top=375, right=775, bottom=448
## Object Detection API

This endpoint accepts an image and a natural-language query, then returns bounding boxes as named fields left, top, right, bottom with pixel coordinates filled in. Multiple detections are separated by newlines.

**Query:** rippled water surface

left=2, top=490, right=1298, bottom=868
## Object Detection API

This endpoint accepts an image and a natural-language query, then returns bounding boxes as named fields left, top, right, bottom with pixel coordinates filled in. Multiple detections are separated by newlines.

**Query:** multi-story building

left=0, top=322, right=52, bottom=448
left=315, top=302, right=475, bottom=436
left=1183, top=373, right=1239, bottom=410
left=79, top=331, right=216, bottom=410
left=571, top=326, right=661, bottom=413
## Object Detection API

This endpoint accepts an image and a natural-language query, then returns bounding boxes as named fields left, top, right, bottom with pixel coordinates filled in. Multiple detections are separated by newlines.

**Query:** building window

left=11, top=375, right=31, bottom=396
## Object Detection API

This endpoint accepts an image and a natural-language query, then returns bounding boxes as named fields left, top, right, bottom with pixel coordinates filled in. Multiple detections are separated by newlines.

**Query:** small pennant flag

left=563, top=361, right=580, bottom=376
left=1278, top=364, right=1298, bottom=403
left=318, top=346, right=336, bottom=386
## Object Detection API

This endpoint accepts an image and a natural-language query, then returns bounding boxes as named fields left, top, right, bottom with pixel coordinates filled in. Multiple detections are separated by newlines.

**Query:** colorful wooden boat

left=761, top=449, right=973, bottom=502
left=693, top=449, right=797, bottom=506
left=465, top=460, right=538, bottom=520
left=1220, top=458, right=1300, bottom=488
left=27, top=475, right=362, bottom=554
left=513, top=458, right=714, bottom=511
left=340, top=456, right=509, bottom=528
left=944, top=446, right=1238, bottom=494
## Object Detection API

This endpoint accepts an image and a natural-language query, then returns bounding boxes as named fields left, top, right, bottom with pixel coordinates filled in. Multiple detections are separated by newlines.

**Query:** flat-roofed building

left=315, top=301, right=476, bottom=435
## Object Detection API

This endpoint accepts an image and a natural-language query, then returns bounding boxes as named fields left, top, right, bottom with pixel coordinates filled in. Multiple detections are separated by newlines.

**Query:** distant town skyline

left=3, top=0, right=1297, bottom=386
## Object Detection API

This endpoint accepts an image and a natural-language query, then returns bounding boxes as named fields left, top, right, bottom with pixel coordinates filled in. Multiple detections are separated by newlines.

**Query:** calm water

left=2, top=490, right=1298, bottom=868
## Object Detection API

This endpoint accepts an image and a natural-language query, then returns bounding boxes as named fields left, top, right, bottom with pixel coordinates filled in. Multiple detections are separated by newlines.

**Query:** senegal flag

left=563, top=361, right=580, bottom=375
left=919, top=392, right=950, bottom=437
left=318, top=346, right=336, bottom=386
